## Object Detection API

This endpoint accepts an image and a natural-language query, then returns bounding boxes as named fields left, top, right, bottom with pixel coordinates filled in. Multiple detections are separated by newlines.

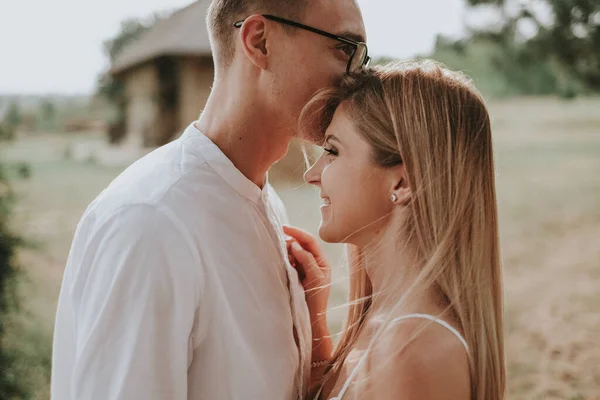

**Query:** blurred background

left=0, top=0, right=599, bottom=399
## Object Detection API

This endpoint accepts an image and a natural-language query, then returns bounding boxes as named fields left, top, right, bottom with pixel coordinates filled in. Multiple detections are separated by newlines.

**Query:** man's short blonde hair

left=207, top=0, right=309, bottom=69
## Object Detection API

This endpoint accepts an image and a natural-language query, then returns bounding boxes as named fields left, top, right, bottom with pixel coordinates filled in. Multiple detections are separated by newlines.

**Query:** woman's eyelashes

left=323, top=146, right=339, bottom=157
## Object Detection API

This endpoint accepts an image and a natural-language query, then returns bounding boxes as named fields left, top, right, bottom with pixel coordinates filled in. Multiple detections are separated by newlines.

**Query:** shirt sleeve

left=68, top=204, right=203, bottom=400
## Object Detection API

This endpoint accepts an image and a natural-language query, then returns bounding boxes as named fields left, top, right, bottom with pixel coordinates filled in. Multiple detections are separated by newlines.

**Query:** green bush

left=415, top=34, right=593, bottom=99
left=0, top=123, right=15, bottom=141
left=0, top=165, right=28, bottom=399
left=16, top=163, right=31, bottom=180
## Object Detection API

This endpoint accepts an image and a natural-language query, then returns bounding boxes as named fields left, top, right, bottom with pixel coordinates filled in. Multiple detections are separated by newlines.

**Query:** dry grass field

left=2, top=97, right=599, bottom=399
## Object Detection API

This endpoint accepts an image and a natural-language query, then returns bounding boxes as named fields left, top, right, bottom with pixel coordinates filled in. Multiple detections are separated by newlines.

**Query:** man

left=51, top=0, right=367, bottom=399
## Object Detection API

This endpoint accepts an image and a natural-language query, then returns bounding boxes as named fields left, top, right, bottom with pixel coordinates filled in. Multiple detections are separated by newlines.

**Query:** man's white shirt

left=51, top=123, right=311, bottom=400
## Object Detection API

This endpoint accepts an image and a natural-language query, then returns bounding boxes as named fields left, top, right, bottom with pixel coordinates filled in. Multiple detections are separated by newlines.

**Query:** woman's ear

left=239, top=15, right=269, bottom=70
left=390, top=165, right=411, bottom=206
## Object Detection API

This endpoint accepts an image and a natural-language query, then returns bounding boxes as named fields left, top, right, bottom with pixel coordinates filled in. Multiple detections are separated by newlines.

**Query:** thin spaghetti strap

left=329, top=350, right=369, bottom=400
left=391, top=313, right=469, bottom=352
left=330, top=313, right=468, bottom=399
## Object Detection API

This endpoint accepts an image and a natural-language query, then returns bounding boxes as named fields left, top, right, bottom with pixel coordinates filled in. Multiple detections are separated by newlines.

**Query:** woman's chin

left=318, top=223, right=342, bottom=244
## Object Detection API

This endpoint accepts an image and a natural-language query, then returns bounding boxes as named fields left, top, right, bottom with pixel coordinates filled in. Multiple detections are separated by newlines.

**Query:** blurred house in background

left=110, top=0, right=213, bottom=148
left=110, top=0, right=308, bottom=181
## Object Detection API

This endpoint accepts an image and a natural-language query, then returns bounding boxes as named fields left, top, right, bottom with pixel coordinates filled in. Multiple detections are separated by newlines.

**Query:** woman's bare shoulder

left=366, top=316, right=471, bottom=400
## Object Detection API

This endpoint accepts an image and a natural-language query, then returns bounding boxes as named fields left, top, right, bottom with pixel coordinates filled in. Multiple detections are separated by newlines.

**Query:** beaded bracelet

left=311, top=359, right=329, bottom=369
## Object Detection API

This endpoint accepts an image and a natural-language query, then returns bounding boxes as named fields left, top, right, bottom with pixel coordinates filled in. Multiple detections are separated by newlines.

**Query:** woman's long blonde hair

left=303, top=60, right=505, bottom=400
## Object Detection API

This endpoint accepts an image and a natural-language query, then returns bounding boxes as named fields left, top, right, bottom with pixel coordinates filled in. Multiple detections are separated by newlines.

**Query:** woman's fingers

left=283, top=225, right=326, bottom=263
left=292, top=259, right=305, bottom=281
left=284, top=226, right=331, bottom=290
left=283, top=225, right=319, bottom=249
left=285, top=239, right=298, bottom=267
left=291, top=242, right=316, bottom=270
left=290, top=242, right=320, bottom=285
left=289, top=243, right=305, bottom=281
left=290, top=242, right=330, bottom=306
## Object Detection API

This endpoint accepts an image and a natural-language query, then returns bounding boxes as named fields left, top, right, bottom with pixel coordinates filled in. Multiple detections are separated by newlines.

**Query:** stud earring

left=390, top=193, right=398, bottom=203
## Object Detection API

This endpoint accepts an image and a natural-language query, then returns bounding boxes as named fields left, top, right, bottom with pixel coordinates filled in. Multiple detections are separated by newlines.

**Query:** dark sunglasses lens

left=349, top=44, right=368, bottom=72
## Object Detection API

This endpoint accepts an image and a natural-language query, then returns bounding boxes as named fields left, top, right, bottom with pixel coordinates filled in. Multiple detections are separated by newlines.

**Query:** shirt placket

left=260, top=194, right=308, bottom=399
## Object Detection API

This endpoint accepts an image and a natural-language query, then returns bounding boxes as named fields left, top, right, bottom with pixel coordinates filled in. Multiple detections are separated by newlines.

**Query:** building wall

left=178, top=57, right=214, bottom=134
left=123, top=62, right=158, bottom=147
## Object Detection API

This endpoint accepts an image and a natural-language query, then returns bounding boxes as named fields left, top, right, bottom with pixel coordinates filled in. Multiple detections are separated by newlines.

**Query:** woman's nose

left=304, top=157, right=323, bottom=187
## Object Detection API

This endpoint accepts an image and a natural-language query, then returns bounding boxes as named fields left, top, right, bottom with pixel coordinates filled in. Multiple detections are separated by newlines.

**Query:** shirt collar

left=180, top=123, right=267, bottom=204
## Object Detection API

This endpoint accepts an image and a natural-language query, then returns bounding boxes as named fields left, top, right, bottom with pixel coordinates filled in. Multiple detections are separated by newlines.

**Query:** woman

left=284, top=60, right=505, bottom=400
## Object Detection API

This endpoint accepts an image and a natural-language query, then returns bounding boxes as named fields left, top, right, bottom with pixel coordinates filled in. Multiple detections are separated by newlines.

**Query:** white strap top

left=328, top=313, right=469, bottom=400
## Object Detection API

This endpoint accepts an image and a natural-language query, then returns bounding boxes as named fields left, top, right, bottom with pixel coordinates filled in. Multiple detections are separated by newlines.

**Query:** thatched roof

left=111, top=0, right=213, bottom=74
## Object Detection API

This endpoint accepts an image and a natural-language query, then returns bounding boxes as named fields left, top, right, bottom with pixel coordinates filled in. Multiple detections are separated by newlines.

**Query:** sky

left=0, top=0, right=466, bottom=95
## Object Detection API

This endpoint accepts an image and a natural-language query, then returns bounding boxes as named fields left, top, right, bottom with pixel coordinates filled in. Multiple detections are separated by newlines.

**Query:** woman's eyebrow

left=325, top=134, right=342, bottom=145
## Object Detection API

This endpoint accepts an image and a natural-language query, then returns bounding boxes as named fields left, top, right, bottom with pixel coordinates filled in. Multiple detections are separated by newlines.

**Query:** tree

left=37, top=98, right=58, bottom=131
left=96, top=19, right=151, bottom=108
left=5, top=102, right=22, bottom=129
left=97, top=14, right=166, bottom=102
left=40, top=99, right=56, bottom=122
left=465, top=0, right=600, bottom=92
left=96, top=15, right=163, bottom=144
left=0, top=165, right=27, bottom=398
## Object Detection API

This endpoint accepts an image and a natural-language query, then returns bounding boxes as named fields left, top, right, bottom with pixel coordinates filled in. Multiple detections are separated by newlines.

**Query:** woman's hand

left=283, top=225, right=331, bottom=320
left=283, top=225, right=333, bottom=363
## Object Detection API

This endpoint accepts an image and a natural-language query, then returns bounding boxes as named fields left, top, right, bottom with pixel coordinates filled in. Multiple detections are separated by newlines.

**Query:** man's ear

left=238, top=15, right=269, bottom=70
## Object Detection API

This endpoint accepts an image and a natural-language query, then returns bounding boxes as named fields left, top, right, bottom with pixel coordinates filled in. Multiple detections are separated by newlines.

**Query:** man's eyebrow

left=337, top=30, right=366, bottom=43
